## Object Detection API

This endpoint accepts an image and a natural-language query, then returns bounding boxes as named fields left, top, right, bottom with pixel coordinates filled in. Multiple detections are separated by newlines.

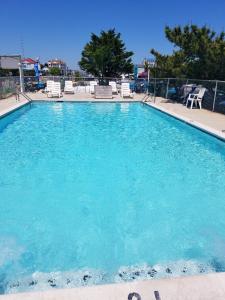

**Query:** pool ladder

left=16, top=92, right=32, bottom=102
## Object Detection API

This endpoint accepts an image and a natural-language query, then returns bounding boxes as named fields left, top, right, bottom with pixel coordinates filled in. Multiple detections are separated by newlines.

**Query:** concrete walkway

left=1, top=273, right=225, bottom=300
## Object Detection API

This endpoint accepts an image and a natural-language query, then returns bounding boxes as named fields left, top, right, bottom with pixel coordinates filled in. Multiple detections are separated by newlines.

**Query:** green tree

left=74, top=70, right=82, bottom=79
left=0, top=68, right=19, bottom=76
left=49, top=67, right=61, bottom=76
left=150, top=25, right=225, bottom=80
left=79, top=29, right=134, bottom=80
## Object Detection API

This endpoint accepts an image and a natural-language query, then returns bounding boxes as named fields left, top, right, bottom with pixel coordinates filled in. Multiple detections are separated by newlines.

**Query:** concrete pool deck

left=0, top=96, right=29, bottom=118
left=1, top=273, right=225, bottom=300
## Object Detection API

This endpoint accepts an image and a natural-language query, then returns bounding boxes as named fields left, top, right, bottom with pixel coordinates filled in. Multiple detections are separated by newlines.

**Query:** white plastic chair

left=47, top=82, right=62, bottom=98
left=121, top=83, right=133, bottom=98
left=89, top=81, right=98, bottom=94
left=45, top=80, right=54, bottom=93
left=64, top=80, right=74, bottom=94
left=109, top=81, right=118, bottom=94
left=186, top=87, right=206, bottom=109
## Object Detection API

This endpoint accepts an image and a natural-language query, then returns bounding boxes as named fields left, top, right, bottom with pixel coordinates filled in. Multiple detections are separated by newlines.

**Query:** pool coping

left=0, top=100, right=30, bottom=120
left=30, top=99, right=141, bottom=103
left=143, top=101, right=225, bottom=142
left=1, top=272, right=225, bottom=300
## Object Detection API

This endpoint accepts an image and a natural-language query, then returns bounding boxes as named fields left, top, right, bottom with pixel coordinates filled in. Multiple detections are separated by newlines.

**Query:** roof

left=48, top=59, right=65, bottom=64
left=22, top=58, right=36, bottom=64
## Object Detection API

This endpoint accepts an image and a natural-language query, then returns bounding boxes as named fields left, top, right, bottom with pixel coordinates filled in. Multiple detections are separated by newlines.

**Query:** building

left=47, top=59, right=67, bottom=75
left=143, top=58, right=156, bottom=68
left=22, top=58, right=40, bottom=71
left=134, top=59, right=156, bottom=79
left=0, top=55, right=21, bottom=69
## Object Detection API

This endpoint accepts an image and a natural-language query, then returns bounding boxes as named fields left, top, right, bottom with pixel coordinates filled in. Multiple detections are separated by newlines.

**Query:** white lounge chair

left=121, top=83, right=133, bottom=98
left=64, top=80, right=74, bottom=94
left=45, top=80, right=54, bottom=93
left=109, top=81, right=118, bottom=94
left=47, top=82, right=62, bottom=98
left=89, top=81, right=98, bottom=94
left=186, top=87, right=206, bottom=109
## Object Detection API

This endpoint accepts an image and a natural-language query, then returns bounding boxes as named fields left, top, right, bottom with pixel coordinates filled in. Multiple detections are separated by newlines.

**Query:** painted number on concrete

left=128, top=290, right=161, bottom=300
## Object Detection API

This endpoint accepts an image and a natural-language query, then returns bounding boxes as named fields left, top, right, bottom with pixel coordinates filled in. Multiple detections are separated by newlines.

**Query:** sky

left=1, top=0, right=225, bottom=69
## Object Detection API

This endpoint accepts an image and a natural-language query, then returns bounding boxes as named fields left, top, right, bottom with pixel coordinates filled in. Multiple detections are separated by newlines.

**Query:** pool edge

left=0, top=272, right=225, bottom=300
left=143, top=101, right=225, bottom=142
left=0, top=100, right=30, bottom=120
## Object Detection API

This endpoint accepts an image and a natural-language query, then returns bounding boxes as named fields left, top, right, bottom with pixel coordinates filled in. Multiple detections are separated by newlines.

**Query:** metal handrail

left=17, top=92, right=32, bottom=102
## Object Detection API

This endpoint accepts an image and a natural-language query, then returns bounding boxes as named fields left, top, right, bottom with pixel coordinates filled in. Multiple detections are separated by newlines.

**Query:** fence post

left=154, top=78, right=156, bottom=103
left=147, top=69, right=150, bottom=95
left=212, top=80, right=218, bottom=112
left=18, top=63, right=24, bottom=93
left=165, top=78, right=170, bottom=99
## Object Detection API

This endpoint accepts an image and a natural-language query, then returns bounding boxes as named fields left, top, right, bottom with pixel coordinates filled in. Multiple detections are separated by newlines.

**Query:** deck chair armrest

left=188, top=93, right=198, bottom=99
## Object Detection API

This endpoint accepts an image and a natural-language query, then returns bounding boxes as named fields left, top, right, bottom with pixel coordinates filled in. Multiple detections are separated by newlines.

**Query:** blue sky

left=1, top=0, right=225, bottom=69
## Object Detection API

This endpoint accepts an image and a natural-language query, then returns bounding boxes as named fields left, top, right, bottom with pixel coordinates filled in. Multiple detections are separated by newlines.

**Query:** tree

left=79, top=29, right=134, bottom=80
left=150, top=25, right=225, bottom=80
left=49, top=67, right=61, bottom=76
left=0, top=68, right=19, bottom=76
left=74, top=70, right=82, bottom=79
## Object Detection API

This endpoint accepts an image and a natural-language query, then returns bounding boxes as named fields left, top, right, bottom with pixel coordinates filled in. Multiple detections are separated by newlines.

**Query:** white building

left=22, top=58, right=40, bottom=71
left=48, top=59, right=67, bottom=74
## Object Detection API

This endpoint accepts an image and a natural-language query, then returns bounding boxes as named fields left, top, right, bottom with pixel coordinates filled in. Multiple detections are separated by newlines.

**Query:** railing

left=146, top=78, right=225, bottom=115
left=18, top=92, right=32, bottom=102
left=0, top=76, right=20, bottom=99
left=21, top=76, right=147, bottom=94
left=1, top=75, right=225, bottom=115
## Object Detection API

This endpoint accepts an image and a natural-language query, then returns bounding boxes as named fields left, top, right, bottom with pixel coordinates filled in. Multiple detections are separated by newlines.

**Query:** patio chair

left=121, top=83, right=134, bottom=98
left=186, top=87, right=206, bottom=109
left=47, top=82, right=62, bottom=98
left=64, top=80, right=74, bottom=94
left=89, top=81, right=98, bottom=94
left=45, top=80, right=54, bottom=93
left=109, top=81, right=118, bottom=94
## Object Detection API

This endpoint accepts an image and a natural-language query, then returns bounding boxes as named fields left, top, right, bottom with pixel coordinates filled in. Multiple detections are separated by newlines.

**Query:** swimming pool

left=0, top=102, right=225, bottom=294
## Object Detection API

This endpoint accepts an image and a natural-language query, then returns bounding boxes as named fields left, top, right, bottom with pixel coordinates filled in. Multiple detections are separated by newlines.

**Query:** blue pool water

left=0, top=102, right=225, bottom=294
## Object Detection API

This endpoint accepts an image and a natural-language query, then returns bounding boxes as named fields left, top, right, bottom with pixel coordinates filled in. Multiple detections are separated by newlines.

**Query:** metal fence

left=21, top=76, right=146, bottom=94
left=0, top=76, right=19, bottom=99
left=1, top=75, right=225, bottom=115
left=147, top=78, right=225, bottom=115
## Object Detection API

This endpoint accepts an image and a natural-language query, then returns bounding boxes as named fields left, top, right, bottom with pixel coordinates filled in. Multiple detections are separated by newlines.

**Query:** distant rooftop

left=48, top=59, right=66, bottom=65
left=22, top=58, right=37, bottom=64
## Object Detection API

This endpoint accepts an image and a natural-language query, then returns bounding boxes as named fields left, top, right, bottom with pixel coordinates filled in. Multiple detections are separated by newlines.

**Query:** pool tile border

left=31, top=99, right=141, bottom=103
